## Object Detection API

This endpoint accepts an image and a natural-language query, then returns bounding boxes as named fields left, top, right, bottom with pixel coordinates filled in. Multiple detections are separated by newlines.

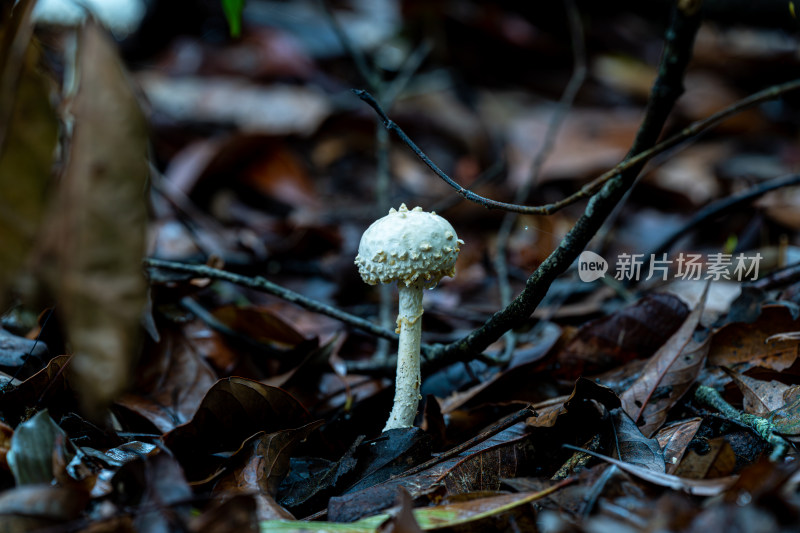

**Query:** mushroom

left=355, top=204, right=463, bottom=431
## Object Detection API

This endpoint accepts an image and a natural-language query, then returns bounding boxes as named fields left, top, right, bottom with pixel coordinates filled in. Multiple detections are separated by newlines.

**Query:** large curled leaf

left=36, top=21, right=149, bottom=418
left=722, top=367, right=790, bottom=417
left=164, top=377, right=312, bottom=480
left=562, top=445, right=735, bottom=497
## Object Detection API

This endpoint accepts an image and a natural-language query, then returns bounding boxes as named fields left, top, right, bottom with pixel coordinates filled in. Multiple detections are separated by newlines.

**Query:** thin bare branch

left=143, top=258, right=407, bottom=348
left=356, top=78, right=800, bottom=216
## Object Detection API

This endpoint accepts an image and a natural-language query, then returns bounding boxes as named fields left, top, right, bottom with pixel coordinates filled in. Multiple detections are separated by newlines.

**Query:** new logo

left=578, top=251, right=608, bottom=282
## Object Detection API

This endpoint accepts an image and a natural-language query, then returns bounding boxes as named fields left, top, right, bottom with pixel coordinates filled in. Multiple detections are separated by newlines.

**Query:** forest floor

left=3, top=1, right=800, bottom=532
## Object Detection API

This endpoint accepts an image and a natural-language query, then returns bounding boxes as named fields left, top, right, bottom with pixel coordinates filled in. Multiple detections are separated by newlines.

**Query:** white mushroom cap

left=355, top=204, right=463, bottom=288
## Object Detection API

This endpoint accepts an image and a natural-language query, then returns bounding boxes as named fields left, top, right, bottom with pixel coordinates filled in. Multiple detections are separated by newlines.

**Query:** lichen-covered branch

left=694, top=385, right=788, bottom=461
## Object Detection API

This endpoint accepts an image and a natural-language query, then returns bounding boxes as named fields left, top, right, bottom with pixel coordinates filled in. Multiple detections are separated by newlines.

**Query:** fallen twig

left=143, top=257, right=410, bottom=349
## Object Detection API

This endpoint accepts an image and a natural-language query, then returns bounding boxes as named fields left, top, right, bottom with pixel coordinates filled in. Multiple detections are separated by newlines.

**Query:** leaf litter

left=3, top=1, right=800, bottom=532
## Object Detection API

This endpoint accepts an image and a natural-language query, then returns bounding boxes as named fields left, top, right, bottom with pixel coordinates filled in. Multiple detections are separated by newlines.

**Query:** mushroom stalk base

left=383, top=280, right=424, bottom=431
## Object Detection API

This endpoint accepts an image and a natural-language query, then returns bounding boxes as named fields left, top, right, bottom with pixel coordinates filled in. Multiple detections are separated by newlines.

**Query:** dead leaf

left=722, top=367, right=790, bottom=416
left=190, top=493, right=259, bottom=533
left=0, top=355, right=72, bottom=425
left=214, top=421, right=323, bottom=521
left=505, top=106, right=643, bottom=185
left=674, top=438, right=737, bottom=480
left=0, top=419, right=11, bottom=470
left=526, top=378, right=620, bottom=429
left=0, top=484, right=88, bottom=526
left=555, top=292, right=689, bottom=379
left=268, top=480, right=571, bottom=532
left=127, top=453, right=194, bottom=533
left=621, top=284, right=709, bottom=436
left=0, top=328, right=48, bottom=367
left=709, top=305, right=800, bottom=372
left=36, top=22, right=149, bottom=419
left=655, top=418, right=702, bottom=474
left=767, top=386, right=800, bottom=436
left=116, top=328, right=218, bottom=433
left=377, top=487, right=424, bottom=533
left=612, top=408, right=666, bottom=473
left=563, top=445, right=735, bottom=496
left=278, top=437, right=364, bottom=517
left=163, top=377, right=311, bottom=481
left=328, top=423, right=536, bottom=522
left=212, top=304, right=310, bottom=349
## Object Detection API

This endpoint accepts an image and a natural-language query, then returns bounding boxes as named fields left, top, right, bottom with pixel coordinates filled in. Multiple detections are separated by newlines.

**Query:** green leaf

left=221, top=0, right=245, bottom=38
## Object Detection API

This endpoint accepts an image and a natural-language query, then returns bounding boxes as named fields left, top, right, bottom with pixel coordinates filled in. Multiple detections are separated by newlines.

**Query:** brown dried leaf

left=636, top=337, right=709, bottom=438
left=215, top=421, right=323, bottom=498
left=564, top=446, right=735, bottom=496
left=767, top=386, right=800, bottom=436
left=0, top=355, right=72, bottom=425
left=526, top=378, right=620, bottom=429
left=328, top=423, right=535, bottom=522
left=612, top=408, right=666, bottom=473
left=189, top=493, right=259, bottom=533
left=139, top=74, right=330, bottom=135
left=0, top=484, right=88, bottom=524
left=555, top=292, right=689, bottom=379
left=722, top=367, right=789, bottom=416
left=116, top=328, right=218, bottom=433
left=674, top=438, right=737, bottom=480
left=0, top=328, right=48, bottom=367
left=506, top=106, right=642, bottom=185
left=130, top=453, right=194, bottom=533
left=0, top=419, right=11, bottom=470
left=163, top=377, right=311, bottom=480
left=655, top=417, right=702, bottom=474
left=621, top=285, right=709, bottom=437
left=214, top=421, right=324, bottom=522
left=212, top=304, right=309, bottom=349
left=378, top=487, right=424, bottom=533
left=709, top=305, right=800, bottom=372
left=37, top=22, right=149, bottom=419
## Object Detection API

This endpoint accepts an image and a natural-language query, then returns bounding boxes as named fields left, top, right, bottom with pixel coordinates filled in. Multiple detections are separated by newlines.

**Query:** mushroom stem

left=383, top=279, right=425, bottom=431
